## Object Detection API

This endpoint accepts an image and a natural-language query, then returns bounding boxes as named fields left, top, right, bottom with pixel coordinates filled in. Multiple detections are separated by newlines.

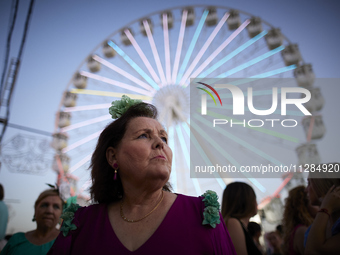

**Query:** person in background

left=304, top=163, right=340, bottom=254
left=248, top=221, right=264, bottom=254
left=281, top=185, right=316, bottom=255
left=275, top=225, right=283, bottom=239
left=0, top=184, right=9, bottom=252
left=266, top=231, right=283, bottom=255
left=222, top=182, right=262, bottom=255
left=1, top=188, right=63, bottom=255
left=47, top=96, right=236, bottom=254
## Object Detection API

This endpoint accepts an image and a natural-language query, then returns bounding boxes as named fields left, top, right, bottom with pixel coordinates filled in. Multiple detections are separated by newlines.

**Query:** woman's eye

left=54, top=205, right=60, bottom=209
left=138, top=133, right=148, bottom=139
left=161, top=137, right=167, bottom=143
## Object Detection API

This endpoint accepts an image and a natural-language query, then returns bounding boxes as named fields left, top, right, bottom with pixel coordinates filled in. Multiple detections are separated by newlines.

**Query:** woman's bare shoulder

left=225, top=217, right=245, bottom=235
left=225, top=217, right=242, bottom=227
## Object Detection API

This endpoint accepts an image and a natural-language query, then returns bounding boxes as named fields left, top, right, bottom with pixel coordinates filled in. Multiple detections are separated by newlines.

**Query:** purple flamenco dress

left=47, top=193, right=236, bottom=255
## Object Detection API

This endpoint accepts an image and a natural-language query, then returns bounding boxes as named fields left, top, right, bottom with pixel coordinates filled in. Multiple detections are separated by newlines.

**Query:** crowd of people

left=1, top=97, right=339, bottom=254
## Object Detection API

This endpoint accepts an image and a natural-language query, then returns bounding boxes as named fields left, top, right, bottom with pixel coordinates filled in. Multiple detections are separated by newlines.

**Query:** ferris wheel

left=52, top=5, right=325, bottom=206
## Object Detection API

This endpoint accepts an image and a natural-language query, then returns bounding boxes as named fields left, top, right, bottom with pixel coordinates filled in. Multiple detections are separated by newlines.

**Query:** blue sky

left=0, top=0, right=339, bottom=233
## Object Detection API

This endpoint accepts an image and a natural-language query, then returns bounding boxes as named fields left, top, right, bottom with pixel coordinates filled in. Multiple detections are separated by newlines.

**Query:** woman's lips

left=42, top=217, right=54, bottom=221
left=153, top=155, right=166, bottom=159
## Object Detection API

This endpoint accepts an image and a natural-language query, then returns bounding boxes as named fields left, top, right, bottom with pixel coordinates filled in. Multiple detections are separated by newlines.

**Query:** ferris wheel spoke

left=107, top=41, right=160, bottom=90
left=216, top=46, right=285, bottom=78
left=175, top=9, right=209, bottom=84
left=63, top=103, right=111, bottom=112
left=194, top=113, right=285, bottom=168
left=249, top=65, right=296, bottom=78
left=226, top=65, right=297, bottom=87
left=66, top=174, right=79, bottom=183
left=183, top=121, right=227, bottom=189
left=162, top=13, right=172, bottom=85
left=70, top=89, right=152, bottom=101
left=62, top=130, right=102, bottom=153
left=171, top=9, right=188, bottom=84
left=60, top=115, right=111, bottom=132
left=80, top=71, right=153, bottom=96
left=187, top=20, right=257, bottom=85
left=179, top=12, right=230, bottom=85
left=81, top=179, right=92, bottom=193
left=190, top=118, right=266, bottom=192
left=55, top=154, right=65, bottom=175
left=190, top=120, right=242, bottom=172
left=174, top=125, right=190, bottom=169
left=124, top=29, right=162, bottom=85
left=91, top=56, right=156, bottom=92
left=143, top=20, right=167, bottom=86
left=168, top=126, right=177, bottom=191
left=175, top=124, right=202, bottom=196
left=69, top=154, right=92, bottom=174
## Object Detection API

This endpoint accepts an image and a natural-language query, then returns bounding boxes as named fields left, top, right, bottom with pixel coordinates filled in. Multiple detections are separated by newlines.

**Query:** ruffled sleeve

left=201, top=190, right=221, bottom=228
left=60, top=203, right=81, bottom=237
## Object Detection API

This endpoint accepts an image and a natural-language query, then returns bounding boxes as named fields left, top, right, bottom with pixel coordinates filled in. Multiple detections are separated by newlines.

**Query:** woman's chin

left=148, top=168, right=170, bottom=183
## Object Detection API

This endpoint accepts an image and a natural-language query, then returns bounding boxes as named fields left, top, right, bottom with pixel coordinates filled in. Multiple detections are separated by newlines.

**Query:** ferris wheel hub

left=152, top=85, right=189, bottom=127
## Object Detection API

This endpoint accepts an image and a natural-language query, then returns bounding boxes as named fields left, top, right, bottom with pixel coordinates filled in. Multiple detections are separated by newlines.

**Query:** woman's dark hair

left=221, top=182, right=257, bottom=220
left=90, top=102, right=171, bottom=203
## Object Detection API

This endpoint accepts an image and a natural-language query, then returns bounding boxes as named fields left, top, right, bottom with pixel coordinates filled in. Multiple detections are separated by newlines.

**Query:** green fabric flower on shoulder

left=202, top=190, right=220, bottom=210
left=60, top=203, right=81, bottom=237
left=202, top=206, right=221, bottom=228
left=109, top=95, right=142, bottom=119
left=201, top=190, right=221, bottom=228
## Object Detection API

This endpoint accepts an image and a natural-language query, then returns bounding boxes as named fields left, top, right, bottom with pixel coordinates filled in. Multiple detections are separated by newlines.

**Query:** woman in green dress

left=2, top=188, right=63, bottom=255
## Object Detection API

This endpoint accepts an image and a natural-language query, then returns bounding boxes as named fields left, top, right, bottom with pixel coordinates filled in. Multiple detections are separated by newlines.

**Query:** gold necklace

left=120, top=190, right=164, bottom=223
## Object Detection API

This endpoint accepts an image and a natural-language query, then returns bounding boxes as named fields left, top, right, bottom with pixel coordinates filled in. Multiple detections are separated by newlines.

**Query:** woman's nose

left=153, top=136, right=164, bottom=149
left=46, top=205, right=54, bottom=213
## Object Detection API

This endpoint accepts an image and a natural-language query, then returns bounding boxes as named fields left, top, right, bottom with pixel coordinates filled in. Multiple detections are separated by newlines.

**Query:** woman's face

left=35, top=195, right=63, bottom=229
left=112, top=117, right=172, bottom=188
left=306, top=178, right=320, bottom=206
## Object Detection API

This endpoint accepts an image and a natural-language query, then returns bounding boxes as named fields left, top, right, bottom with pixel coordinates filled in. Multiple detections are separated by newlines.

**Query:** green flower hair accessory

left=202, top=190, right=221, bottom=228
left=60, top=203, right=81, bottom=237
left=109, top=95, right=142, bottom=119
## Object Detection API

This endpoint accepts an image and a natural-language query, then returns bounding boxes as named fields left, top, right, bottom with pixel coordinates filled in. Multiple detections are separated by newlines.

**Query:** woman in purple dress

left=47, top=96, right=236, bottom=255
